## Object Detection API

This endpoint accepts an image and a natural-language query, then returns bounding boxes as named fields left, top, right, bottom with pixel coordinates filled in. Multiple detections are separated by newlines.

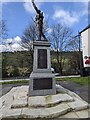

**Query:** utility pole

left=73, top=33, right=83, bottom=76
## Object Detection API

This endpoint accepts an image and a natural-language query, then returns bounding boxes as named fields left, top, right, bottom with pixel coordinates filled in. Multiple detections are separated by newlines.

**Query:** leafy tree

left=6, top=66, right=14, bottom=77
left=2, top=53, right=8, bottom=77
left=18, top=67, right=29, bottom=77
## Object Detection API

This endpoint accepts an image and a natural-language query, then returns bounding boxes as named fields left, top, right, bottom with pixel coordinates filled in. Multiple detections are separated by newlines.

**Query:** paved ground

left=0, top=83, right=28, bottom=97
left=0, top=80, right=89, bottom=103
left=57, top=81, right=89, bottom=103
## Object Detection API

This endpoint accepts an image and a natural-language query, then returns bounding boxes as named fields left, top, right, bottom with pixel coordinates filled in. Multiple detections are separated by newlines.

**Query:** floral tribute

left=84, top=56, right=90, bottom=64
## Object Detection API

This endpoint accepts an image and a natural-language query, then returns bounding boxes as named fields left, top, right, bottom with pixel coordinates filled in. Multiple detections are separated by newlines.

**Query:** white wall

left=81, top=27, right=90, bottom=67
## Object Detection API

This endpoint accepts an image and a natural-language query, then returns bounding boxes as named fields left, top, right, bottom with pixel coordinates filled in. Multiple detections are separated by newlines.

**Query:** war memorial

left=0, top=0, right=89, bottom=119
left=28, top=0, right=56, bottom=96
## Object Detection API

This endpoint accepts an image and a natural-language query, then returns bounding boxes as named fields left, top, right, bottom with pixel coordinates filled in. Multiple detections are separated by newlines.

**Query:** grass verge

left=56, top=76, right=90, bottom=86
left=0, top=80, right=29, bottom=85
left=0, top=76, right=90, bottom=86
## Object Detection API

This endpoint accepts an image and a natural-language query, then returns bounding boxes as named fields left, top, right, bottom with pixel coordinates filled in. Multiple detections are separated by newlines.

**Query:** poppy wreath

left=84, top=56, right=90, bottom=59
left=84, top=56, right=88, bottom=59
left=88, top=56, right=90, bottom=59
left=85, top=59, right=90, bottom=64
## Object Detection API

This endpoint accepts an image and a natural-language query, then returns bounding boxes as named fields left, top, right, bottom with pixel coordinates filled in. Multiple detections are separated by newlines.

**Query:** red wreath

left=85, top=59, right=90, bottom=64
left=88, top=56, right=90, bottom=59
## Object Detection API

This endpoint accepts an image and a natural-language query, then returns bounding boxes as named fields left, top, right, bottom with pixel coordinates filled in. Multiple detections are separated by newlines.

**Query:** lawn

left=0, top=77, right=90, bottom=86
left=0, top=80, right=29, bottom=85
left=56, top=76, right=90, bottom=86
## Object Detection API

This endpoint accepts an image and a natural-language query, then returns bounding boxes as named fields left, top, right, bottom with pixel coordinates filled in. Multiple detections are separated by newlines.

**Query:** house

left=79, top=24, right=90, bottom=75
left=79, top=24, right=90, bottom=67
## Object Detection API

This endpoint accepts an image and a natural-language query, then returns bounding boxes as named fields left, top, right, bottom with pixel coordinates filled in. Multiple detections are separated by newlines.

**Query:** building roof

left=79, top=24, right=90, bottom=34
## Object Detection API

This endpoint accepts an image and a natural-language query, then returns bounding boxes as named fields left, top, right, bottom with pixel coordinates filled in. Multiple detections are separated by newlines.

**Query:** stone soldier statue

left=32, top=0, right=47, bottom=41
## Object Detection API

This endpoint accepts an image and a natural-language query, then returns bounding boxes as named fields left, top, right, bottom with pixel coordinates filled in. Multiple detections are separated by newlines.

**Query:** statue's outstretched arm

left=32, top=0, right=40, bottom=14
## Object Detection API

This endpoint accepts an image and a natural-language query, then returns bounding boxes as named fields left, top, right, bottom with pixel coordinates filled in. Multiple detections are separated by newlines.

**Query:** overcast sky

left=1, top=0, right=89, bottom=52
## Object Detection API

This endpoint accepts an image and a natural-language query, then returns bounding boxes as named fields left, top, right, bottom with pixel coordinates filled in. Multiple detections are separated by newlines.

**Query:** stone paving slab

left=0, top=98, right=3, bottom=109
left=11, top=86, right=28, bottom=108
left=11, top=99, right=28, bottom=108
left=13, top=86, right=28, bottom=100
left=0, top=105, right=10, bottom=119
left=59, top=109, right=89, bottom=118
left=59, top=111, right=79, bottom=118
left=28, top=93, right=74, bottom=107
left=75, top=109, right=89, bottom=118
left=2, top=108, right=22, bottom=119
left=21, top=103, right=71, bottom=118
left=67, top=98, right=88, bottom=111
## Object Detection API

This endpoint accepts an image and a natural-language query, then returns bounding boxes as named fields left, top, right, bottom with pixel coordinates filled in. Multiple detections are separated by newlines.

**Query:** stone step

left=11, top=93, right=74, bottom=109
left=3, top=103, right=71, bottom=119
left=1, top=85, right=89, bottom=119
left=28, top=93, right=74, bottom=108
left=11, top=99, right=28, bottom=109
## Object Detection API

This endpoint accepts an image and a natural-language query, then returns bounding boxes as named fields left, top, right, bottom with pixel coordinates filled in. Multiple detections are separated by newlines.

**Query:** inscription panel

left=38, top=49, right=47, bottom=69
left=33, top=78, right=52, bottom=90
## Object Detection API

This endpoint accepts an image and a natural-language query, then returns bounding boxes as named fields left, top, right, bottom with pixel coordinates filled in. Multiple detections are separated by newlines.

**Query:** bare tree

left=0, top=20, right=8, bottom=40
left=50, top=23, right=72, bottom=75
left=21, top=23, right=37, bottom=50
left=68, top=34, right=83, bottom=75
left=68, top=35, right=80, bottom=51
left=20, top=23, right=37, bottom=70
left=21, top=21, right=48, bottom=51
left=20, top=21, right=48, bottom=71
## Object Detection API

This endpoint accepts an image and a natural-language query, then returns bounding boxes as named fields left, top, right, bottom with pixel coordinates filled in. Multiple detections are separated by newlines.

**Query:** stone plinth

left=28, top=41, right=56, bottom=96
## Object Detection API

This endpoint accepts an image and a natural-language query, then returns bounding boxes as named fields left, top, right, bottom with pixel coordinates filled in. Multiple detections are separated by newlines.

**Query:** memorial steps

left=0, top=85, right=89, bottom=119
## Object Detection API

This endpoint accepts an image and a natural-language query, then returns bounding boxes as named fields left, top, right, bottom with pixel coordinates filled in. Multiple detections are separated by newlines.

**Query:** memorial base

left=28, top=72, right=56, bottom=96
left=28, top=41, right=56, bottom=96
